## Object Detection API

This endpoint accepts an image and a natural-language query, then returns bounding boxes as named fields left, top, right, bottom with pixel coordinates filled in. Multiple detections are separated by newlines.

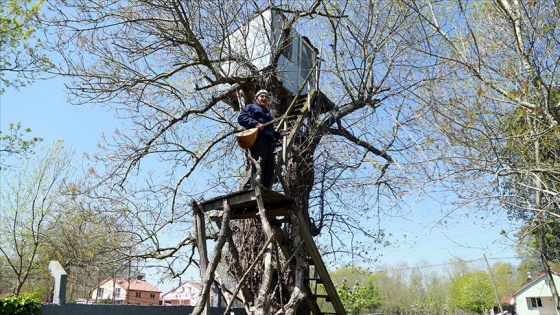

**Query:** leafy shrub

left=0, top=295, right=40, bottom=315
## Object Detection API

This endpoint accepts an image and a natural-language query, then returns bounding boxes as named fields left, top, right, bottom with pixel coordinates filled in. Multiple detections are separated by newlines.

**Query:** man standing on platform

left=238, top=89, right=289, bottom=188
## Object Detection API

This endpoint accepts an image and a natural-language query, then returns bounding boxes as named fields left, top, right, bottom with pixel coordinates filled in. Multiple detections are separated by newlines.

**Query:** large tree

left=501, top=90, right=560, bottom=305
left=398, top=0, right=559, bottom=214
left=41, top=0, right=436, bottom=313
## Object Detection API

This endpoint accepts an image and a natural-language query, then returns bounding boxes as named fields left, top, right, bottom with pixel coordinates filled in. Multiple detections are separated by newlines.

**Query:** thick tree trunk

left=539, top=225, right=560, bottom=313
left=533, top=119, right=560, bottom=313
left=227, top=73, right=320, bottom=314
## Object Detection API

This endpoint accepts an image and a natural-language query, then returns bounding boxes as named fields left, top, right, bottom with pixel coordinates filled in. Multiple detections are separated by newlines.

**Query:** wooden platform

left=198, top=188, right=293, bottom=220
left=198, top=188, right=346, bottom=315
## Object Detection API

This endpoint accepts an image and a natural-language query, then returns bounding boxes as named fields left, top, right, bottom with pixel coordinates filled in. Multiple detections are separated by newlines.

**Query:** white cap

left=256, top=89, right=270, bottom=97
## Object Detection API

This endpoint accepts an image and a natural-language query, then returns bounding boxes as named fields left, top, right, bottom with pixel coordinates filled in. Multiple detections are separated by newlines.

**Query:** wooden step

left=293, top=99, right=308, bottom=111
left=310, top=294, right=331, bottom=302
left=306, top=277, right=324, bottom=284
left=281, top=239, right=294, bottom=247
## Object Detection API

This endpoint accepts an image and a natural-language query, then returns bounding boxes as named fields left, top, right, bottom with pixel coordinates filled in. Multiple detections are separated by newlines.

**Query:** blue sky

left=1, top=77, right=116, bottom=155
left=1, top=77, right=521, bottom=293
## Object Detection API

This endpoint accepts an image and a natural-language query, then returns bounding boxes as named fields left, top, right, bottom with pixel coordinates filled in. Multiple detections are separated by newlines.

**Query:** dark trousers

left=249, top=137, right=275, bottom=189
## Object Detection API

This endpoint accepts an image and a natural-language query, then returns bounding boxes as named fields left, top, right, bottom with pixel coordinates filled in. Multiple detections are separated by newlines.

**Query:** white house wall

left=515, top=274, right=560, bottom=315
left=162, top=282, right=201, bottom=305
left=92, top=280, right=123, bottom=300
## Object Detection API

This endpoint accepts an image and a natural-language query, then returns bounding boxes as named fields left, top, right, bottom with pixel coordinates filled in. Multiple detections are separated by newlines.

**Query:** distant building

left=160, top=281, right=202, bottom=306
left=490, top=296, right=515, bottom=315
left=513, top=270, right=560, bottom=315
left=160, top=280, right=243, bottom=308
left=90, top=273, right=161, bottom=306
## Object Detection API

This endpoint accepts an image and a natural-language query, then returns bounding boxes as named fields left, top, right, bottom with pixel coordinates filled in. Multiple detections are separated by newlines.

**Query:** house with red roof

left=91, top=273, right=161, bottom=306
left=490, top=296, right=516, bottom=315
left=513, top=270, right=560, bottom=315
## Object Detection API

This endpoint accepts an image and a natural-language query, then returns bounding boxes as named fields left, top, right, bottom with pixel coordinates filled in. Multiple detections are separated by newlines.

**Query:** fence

left=45, top=261, right=246, bottom=315
left=41, top=304, right=246, bottom=315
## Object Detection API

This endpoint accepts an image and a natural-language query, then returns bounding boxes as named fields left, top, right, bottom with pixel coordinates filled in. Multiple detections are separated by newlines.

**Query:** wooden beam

left=296, top=210, right=346, bottom=315
left=192, top=200, right=210, bottom=315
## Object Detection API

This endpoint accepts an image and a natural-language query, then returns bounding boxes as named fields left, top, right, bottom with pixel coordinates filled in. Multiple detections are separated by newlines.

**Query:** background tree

left=422, top=270, right=449, bottom=314
left=328, top=267, right=382, bottom=314
left=515, top=223, right=560, bottom=286
left=369, top=268, right=406, bottom=315
left=0, top=0, right=52, bottom=93
left=330, top=260, right=521, bottom=315
left=0, top=122, right=42, bottom=168
left=491, top=261, right=521, bottom=301
left=448, top=271, right=495, bottom=314
left=500, top=89, right=560, bottom=308
left=42, top=194, right=140, bottom=302
left=400, top=0, right=560, bottom=310
left=0, top=140, right=134, bottom=300
left=407, top=261, right=450, bottom=315
left=0, top=123, right=42, bottom=295
left=0, top=141, right=73, bottom=295
left=336, top=279, right=382, bottom=315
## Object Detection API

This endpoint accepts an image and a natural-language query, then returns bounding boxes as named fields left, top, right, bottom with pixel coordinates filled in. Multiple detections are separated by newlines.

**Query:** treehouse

left=220, top=8, right=334, bottom=113
left=192, top=8, right=346, bottom=315
left=221, top=9, right=336, bottom=182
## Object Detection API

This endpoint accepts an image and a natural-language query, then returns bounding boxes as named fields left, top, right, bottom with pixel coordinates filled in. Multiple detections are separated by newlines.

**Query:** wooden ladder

left=270, top=90, right=345, bottom=314
left=276, top=89, right=316, bottom=157
left=272, top=89, right=317, bottom=193
left=272, top=209, right=346, bottom=315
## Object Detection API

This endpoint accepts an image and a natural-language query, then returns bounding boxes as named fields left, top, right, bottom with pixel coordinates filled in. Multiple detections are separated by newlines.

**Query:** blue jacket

left=238, top=103, right=279, bottom=141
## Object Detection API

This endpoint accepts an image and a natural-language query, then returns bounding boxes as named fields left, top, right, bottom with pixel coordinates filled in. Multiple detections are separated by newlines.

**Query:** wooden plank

left=208, top=208, right=291, bottom=221
left=199, top=190, right=255, bottom=211
left=199, top=188, right=293, bottom=212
